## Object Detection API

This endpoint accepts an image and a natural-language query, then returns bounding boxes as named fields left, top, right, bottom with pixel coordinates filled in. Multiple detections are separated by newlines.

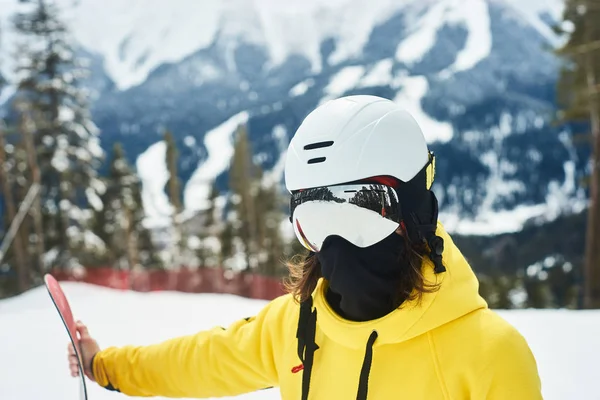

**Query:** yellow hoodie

left=92, top=223, right=542, bottom=399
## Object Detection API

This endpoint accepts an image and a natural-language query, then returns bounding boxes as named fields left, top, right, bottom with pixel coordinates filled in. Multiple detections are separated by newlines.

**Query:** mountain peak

left=0, top=0, right=564, bottom=91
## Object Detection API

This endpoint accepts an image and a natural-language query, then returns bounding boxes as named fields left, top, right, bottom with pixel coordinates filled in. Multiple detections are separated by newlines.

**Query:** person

left=68, top=95, right=542, bottom=399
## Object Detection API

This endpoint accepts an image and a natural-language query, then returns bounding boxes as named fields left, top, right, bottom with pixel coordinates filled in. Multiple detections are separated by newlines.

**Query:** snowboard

left=44, top=273, right=88, bottom=400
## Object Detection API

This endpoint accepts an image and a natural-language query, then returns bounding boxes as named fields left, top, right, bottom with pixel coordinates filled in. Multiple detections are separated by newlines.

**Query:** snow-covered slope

left=136, top=140, right=172, bottom=228
left=0, top=282, right=598, bottom=400
left=184, top=111, right=249, bottom=213
left=504, top=0, right=565, bottom=45
left=0, top=283, right=278, bottom=400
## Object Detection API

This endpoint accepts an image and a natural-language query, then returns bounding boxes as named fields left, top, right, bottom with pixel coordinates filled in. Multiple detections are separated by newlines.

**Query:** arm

left=92, top=295, right=291, bottom=398
left=476, top=327, right=543, bottom=400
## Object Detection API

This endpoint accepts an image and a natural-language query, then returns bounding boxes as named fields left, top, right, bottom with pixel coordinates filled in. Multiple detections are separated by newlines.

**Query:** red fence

left=50, top=267, right=287, bottom=301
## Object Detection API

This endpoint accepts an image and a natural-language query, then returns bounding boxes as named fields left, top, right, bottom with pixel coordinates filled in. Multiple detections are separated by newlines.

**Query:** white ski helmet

left=284, top=95, right=440, bottom=259
left=284, top=95, right=431, bottom=192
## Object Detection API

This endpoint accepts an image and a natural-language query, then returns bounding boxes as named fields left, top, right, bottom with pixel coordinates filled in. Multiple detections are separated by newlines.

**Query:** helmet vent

left=304, top=141, right=334, bottom=150
left=307, top=157, right=326, bottom=164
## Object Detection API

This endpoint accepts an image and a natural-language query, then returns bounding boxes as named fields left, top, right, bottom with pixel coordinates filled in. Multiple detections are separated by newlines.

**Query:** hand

left=67, top=320, right=100, bottom=382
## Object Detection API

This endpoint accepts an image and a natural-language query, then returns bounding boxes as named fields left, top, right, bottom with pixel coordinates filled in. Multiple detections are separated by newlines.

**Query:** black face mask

left=317, top=232, right=406, bottom=322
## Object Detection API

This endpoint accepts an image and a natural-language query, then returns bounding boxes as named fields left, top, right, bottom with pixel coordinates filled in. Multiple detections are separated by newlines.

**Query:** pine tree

left=12, top=0, right=104, bottom=269
left=254, top=167, right=285, bottom=276
left=0, top=123, right=28, bottom=292
left=164, top=130, right=187, bottom=268
left=94, top=143, right=161, bottom=270
left=0, top=20, right=6, bottom=94
left=525, top=278, right=554, bottom=309
left=165, top=130, right=182, bottom=214
left=228, top=123, right=260, bottom=271
left=15, top=101, right=45, bottom=277
left=196, top=182, right=222, bottom=268
left=0, top=12, right=31, bottom=294
left=94, top=143, right=132, bottom=267
left=225, top=124, right=288, bottom=275
left=205, top=182, right=220, bottom=229
left=131, top=174, right=163, bottom=269
left=220, top=210, right=235, bottom=268
left=555, top=0, right=600, bottom=308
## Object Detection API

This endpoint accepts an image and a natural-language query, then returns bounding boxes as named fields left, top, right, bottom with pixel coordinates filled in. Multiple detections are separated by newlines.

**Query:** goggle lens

left=289, top=183, right=401, bottom=251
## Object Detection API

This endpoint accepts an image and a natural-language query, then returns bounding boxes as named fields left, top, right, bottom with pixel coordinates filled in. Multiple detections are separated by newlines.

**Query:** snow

left=441, top=126, right=586, bottom=236
left=322, top=65, right=365, bottom=101
left=135, top=141, right=172, bottom=229
left=503, top=308, right=600, bottom=400
left=1, top=282, right=598, bottom=400
left=65, top=0, right=221, bottom=90
left=184, top=136, right=196, bottom=147
left=187, top=235, right=202, bottom=250
left=439, top=0, right=491, bottom=77
left=504, top=0, right=565, bottom=46
left=0, top=0, right=566, bottom=91
left=85, top=187, right=104, bottom=212
left=83, top=231, right=107, bottom=252
left=90, top=178, right=107, bottom=196
left=319, top=0, right=406, bottom=66
left=563, top=262, right=573, bottom=273
left=289, top=78, right=314, bottom=97
left=440, top=203, right=548, bottom=235
left=42, top=248, right=60, bottom=268
left=51, top=150, right=69, bottom=172
left=397, top=0, right=491, bottom=77
left=183, top=111, right=249, bottom=214
left=0, top=0, right=405, bottom=90
left=0, top=85, right=16, bottom=109
left=393, top=75, right=454, bottom=143
left=395, top=1, right=447, bottom=65
left=441, top=195, right=587, bottom=237
left=0, top=283, right=279, bottom=400
left=439, top=180, right=587, bottom=235
left=58, top=106, right=75, bottom=123
left=253, top=0, right=406, bottom=70
left=358, top=59, right=394, bottom=88
left=479, top=140, right=526, bottom=213
left=543, top=256, right=558, bottom=268
left=562, top=161, right=576, bottom=195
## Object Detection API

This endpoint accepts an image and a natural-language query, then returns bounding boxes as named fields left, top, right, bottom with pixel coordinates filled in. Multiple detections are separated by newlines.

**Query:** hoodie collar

left=312, top=222, right=488, bottom=350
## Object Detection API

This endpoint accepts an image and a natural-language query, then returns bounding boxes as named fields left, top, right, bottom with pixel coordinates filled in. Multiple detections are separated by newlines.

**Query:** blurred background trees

left=555, top=0, right=600, bottom=309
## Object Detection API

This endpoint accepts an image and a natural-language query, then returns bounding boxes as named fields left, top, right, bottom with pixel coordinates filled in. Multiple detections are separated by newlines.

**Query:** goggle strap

left=399, top=191, right=446, bottom=274
left=426, top=152, right=436, bottom=190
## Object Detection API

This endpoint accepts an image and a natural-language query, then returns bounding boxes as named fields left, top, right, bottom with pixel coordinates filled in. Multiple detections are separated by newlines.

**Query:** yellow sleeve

left=477, top=327, right=543, bottom=400
left=92, top=295, right=292, bottom=398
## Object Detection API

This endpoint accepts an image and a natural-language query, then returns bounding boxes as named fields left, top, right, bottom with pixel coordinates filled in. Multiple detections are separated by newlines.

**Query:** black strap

left=399, top=186, right=446, bottom=274
left=423, top=192, right=446, bottom=273
left=296, top=298, right=311, bottom=362
left=356, top=330, right=379, bottom=400
left=297, top=298, right=319, bottom=400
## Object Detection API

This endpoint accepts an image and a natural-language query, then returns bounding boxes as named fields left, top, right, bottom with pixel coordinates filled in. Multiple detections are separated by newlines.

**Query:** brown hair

left=284, top=233, right=441, bottom=306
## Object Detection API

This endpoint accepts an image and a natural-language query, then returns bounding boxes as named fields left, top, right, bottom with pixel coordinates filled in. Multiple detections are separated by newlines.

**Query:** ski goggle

left=290, top=183, right=402, bottom=252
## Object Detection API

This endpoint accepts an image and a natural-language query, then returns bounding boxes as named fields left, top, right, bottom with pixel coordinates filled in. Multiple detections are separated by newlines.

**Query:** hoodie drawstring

left=356, top=330, right=378, bottom=400
left=297, top=300, right=379, bottom=400
left=297, top=298, right=319, bottom=400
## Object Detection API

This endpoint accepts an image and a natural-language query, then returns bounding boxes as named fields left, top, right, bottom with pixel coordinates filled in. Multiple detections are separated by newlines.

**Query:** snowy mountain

left=0, top=0, right=586, bottom=235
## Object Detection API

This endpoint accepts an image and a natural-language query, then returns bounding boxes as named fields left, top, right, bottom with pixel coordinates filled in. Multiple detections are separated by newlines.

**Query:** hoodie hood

left=312, top=221, right=488, bottom=349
